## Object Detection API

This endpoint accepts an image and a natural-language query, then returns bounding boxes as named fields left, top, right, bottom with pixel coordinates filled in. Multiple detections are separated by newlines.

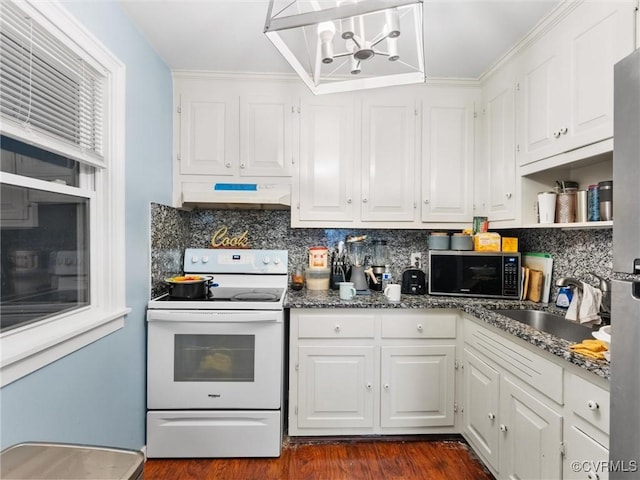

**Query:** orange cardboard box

left=502, top=237, right=518, bottom=252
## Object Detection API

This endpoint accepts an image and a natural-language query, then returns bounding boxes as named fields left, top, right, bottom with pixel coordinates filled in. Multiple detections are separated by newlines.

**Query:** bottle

left=556, top=287, right=573, bottom=309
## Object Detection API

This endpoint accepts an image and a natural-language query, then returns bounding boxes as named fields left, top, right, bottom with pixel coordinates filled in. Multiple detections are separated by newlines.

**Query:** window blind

left=0, top=1, right=105, bottom=165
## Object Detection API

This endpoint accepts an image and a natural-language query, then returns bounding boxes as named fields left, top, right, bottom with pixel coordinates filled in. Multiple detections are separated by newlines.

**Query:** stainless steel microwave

left=428, top=251, right=521, bottom=299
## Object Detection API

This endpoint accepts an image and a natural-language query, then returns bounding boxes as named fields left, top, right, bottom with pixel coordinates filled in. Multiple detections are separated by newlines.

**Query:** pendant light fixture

left=264, top=0, right=425, bottom=95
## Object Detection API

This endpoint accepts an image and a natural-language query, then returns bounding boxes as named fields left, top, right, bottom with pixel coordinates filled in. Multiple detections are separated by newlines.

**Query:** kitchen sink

left=494, top=309, right=594, bottom=343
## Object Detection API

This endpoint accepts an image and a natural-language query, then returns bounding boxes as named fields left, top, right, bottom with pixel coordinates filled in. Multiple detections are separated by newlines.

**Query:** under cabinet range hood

left=181, top=183, right=291, bottom=210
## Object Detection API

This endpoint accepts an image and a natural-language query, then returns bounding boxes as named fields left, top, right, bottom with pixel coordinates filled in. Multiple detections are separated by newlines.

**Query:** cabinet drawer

left=465, top=320, right=563, bottom=403
left=567, top=373, right=610, bottom=435
left=381, top=311, right=457, bottom=339
left=297, top=312, right=375, bottom=338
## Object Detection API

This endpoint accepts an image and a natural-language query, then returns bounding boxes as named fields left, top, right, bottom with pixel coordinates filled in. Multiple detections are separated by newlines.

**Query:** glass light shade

left=264, top=0, right=425, bottom=95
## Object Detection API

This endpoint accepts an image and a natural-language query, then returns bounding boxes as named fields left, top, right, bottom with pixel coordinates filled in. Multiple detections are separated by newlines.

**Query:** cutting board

left=522, top=253, right=553, bottom=304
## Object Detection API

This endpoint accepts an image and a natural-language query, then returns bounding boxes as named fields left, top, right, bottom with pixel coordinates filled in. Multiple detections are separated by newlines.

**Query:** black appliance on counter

left=401, top=268, right=426, bottom=295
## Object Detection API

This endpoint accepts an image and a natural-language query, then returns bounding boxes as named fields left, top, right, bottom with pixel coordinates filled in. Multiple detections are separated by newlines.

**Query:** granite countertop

left=284, top=289, right=610, bottom=380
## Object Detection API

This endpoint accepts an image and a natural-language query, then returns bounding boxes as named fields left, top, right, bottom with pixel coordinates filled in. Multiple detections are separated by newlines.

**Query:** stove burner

left=230, top=292, right=278, bottom=302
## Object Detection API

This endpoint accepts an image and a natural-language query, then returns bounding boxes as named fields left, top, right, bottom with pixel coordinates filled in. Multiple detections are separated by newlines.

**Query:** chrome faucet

left=555, top=273, right=611, bottom=324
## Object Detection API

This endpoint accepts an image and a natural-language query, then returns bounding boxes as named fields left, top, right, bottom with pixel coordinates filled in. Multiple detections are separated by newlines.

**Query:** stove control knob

left=262, top=256, right=270, bottom=265
left=273, top=257, right=281, bottom=265
left=191, top=256, right=199, bottom=263
left=201, top=256, right=209, bottom=263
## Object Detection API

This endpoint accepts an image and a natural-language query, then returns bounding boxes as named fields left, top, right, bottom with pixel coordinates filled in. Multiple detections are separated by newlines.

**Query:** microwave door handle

left=147, top=311, right=279, bottom=323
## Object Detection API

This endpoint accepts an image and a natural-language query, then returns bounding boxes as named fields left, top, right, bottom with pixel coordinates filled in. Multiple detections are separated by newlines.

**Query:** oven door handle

left=147, top=310, right=281, bottom=323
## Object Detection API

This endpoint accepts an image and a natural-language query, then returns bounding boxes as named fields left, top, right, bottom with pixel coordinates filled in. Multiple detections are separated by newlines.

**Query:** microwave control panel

left=503, top=256, right=520, bottom=296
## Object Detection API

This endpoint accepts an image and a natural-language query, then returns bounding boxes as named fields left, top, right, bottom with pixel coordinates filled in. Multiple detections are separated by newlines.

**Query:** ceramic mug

left=339, top=281, right=356, bottom=300
left=384, top=283, right=401, bottom=302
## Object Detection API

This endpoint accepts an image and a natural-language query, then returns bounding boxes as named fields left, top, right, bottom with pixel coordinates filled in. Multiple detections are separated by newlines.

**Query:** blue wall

left=0, top=2, right=173, bottom=450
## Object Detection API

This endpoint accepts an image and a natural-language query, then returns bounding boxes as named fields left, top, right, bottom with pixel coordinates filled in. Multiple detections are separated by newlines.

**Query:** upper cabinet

left=293, top=90, right=421, bottom=228
left=173, top=75, right=295, bottom=206
left=515, top=0, right=637, bottom=168
left=477, top=61, right=517, bottom=223
left=421, top=87, right=477, bottom=224
left=296, top=93, right=356, bottom=223
left=360, top=92, right=419, bottom=223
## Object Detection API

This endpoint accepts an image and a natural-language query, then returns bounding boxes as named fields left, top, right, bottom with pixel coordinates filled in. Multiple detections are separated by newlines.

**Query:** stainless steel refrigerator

left=610, top=47, right=640, bottom=479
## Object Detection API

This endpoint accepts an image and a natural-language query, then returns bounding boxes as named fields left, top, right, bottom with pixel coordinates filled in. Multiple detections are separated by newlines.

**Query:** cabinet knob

left=553, top=131, right=561, bottom=138
left=506, top=193, right=512, bottom=199
left=334, top=325, right=341, bottom=333
left=488, top=413, right=495, bottom=420
left=362, top=198, right=368, bottom=203
left=424, top=199, right=430, bottom=204
left=499, top=424, right=508, bottom=432
left=366, top=383, right=372, bottom=390
left=384, top=383, right=390, bottom=390
left=416, top=324, right=423, bottom=332
left=560, top=127, right=568, bottom=135
left=240, top=163, right=246, bottom=169
left=587, top=400, right=599, bottom=410
left=225, top=161, right=232, bottom=167
left=586, top=472, right=600, bottom=480
left=347, top=198, right=353, bottom=204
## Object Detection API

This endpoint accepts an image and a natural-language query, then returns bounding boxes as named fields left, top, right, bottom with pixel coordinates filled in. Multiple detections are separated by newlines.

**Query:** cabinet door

left=563, top=0, right=637, bottom=153
left=462, top=348, right=500, bottom=473
left=563, top=425, right=609, bottom=480
left=296, top=345, right=375, bottom=429
left=297, top=95, right=356, bottom=222
left=516, top=27, right=569, bottom=166
left=499, top=376, right=563, bottom=480
left=360, top=95, right=418, bottom=222
left=177, top=87, right=239, bottom=176
left=483, top=68, right=517, bottom=222
left=380, top=345, right=455, bottom=428
left=422, top=89, right=476, bottom=222
left=240, top=94, right=293, bottom=177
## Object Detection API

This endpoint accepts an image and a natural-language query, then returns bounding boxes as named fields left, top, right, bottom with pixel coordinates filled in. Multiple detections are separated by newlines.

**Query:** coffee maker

left=369, top=239, right=389, bottom=291
left=346, top=238, right=370, bottom=294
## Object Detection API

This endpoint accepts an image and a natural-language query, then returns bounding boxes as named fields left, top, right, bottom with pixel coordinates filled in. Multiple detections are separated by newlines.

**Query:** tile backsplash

left=150, top=203, right=612, bottom=301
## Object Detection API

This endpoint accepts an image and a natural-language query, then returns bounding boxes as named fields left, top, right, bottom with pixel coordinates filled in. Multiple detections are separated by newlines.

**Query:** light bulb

left=318, top=22, right=335, bottom=64
left=385, top=8, right=400, bottom=38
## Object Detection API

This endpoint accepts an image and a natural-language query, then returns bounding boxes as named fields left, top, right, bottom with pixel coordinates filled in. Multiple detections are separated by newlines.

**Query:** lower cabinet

left=463, top=346, right=563, bottom=479
left=289, top=309, right=458, bottom=436
left=462, top=315, right=610, bottom=480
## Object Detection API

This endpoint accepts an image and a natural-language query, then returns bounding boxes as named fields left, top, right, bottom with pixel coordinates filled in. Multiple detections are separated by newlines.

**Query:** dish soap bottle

left=556, top=286, right=573, bottom=308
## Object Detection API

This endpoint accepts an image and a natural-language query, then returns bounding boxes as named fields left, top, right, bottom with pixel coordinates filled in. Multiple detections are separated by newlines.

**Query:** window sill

left=0, top=307, right=131, bottom=387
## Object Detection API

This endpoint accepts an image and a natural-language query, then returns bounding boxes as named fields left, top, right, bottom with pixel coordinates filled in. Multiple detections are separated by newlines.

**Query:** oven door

left=147, top=309, right=283, bottom=410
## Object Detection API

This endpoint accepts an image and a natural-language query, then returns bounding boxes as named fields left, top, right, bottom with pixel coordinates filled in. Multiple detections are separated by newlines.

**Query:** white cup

left=537, top=192, right=557, bottom=224
left=384, top=283, right=401, bottom=302
left=339, top=282, right=356, bottom=300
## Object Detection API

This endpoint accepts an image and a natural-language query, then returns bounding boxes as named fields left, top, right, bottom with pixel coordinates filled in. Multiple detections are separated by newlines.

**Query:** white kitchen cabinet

left=479, top=62, right=517, bottom=223
left=421, top=87, right=477, bottom=223
left=173, top=75, right=295, bottom=207
left=240, top=94, right=293, bottom=177
left=380, top=345, right=456, bottom=428
left=516, top=1, right=637, bottom=167
left=499, top=376, right=563, bottom=480
left=294, top=92, right=419, bottom=227
left=176, top=84, right=239, bottom=176
left=462, top=317, right=564, bottom=480
left=296, top=94, right=356, bottom=223
left=462, top=347, right=501, bottom=473
left=289, top=309, right=459, bottom=436
left=297, top=345, right=375, bottom=429
left=361, top=93, right=419, bottom=223
left=563, top=372, right=610, bottom=480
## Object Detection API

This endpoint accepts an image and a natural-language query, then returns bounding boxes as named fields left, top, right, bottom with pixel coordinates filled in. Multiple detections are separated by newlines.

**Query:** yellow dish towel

left=569, top=339, right=608, bottom=360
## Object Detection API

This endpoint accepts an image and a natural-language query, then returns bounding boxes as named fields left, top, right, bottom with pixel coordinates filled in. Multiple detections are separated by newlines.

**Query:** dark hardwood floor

left=143, top=436, right=495, bottom=480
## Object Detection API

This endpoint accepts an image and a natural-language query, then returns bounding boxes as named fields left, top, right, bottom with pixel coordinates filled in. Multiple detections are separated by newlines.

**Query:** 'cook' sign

left=210, top=225, right=249, bottom=248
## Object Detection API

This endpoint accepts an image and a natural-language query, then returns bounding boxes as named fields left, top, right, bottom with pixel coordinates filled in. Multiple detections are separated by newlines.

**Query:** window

left=0, top=0, right=128, bottom=386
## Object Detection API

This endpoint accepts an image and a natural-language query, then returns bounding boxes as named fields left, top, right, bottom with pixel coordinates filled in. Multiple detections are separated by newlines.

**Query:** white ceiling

left=117, top=0, right=560, bottom=79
